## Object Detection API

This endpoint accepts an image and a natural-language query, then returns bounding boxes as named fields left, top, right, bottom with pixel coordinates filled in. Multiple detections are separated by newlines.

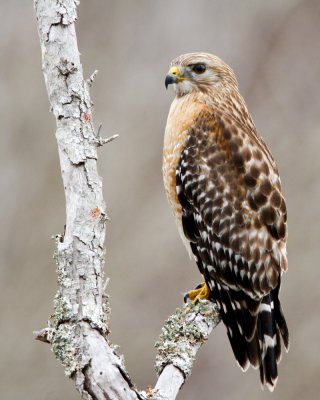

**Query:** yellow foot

left=185, top=282, right=211, bottom=303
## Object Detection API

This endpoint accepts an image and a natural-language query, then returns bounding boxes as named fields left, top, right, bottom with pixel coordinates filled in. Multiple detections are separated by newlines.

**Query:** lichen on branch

left=155, top=300, right=221, bottom=378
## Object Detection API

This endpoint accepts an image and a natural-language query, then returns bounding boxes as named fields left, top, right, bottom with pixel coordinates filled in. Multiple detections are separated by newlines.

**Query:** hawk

left=163, top=52, right=289, bottom=391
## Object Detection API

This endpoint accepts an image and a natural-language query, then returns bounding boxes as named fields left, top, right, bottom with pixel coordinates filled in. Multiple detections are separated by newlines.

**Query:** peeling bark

left=34, top=1, right=220, bottom=399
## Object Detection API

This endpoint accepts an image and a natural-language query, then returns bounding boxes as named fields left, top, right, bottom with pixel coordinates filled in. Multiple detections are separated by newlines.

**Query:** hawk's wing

left=175, top=108, right=289, bottom=385
left=176, top=108, right=287, bottom=299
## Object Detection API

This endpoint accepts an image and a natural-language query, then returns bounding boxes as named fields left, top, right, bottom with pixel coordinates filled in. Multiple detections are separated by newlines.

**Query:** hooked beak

left=165, top=66, right=184, bottom=89
left=165, top=74, right=177, bottom=89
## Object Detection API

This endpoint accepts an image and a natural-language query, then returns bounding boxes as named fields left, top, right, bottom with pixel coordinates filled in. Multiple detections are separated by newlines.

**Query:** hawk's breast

left=163, top=95, right=207, bottom=253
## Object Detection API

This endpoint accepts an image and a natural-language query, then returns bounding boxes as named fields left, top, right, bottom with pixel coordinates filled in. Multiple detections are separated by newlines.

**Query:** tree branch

left=34, top=1, right=220, bottom=399
left=153, top=301, right=220, bottom=400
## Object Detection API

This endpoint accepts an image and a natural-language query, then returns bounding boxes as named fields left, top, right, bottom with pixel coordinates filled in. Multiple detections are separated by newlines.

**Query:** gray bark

left=34, top=1, right=220, bottom=399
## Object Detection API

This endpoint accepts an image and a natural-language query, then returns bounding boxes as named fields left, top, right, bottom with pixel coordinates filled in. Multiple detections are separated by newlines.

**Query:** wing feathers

left=175, top=106, right=288, bottom=390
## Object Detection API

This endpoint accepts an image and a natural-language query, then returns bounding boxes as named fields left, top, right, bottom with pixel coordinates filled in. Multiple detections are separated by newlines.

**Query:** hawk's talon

left=183, top=293, right=189, bottom=304
left=184, top=282, right=211, bottom=303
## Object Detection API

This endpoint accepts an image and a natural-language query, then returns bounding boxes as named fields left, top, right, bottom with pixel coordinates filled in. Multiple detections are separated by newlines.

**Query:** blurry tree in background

left=0, top=1, right=320, bottom=399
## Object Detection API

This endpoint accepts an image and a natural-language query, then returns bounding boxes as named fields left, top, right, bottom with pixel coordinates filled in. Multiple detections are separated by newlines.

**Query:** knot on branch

left=58, top=58, right=77, bottom=76
left=34, top=327, right=55, bottom=344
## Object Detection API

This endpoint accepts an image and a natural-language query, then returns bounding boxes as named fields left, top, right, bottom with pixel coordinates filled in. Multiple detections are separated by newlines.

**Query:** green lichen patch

left=52, top=323, right=79, bottom=377
left=52, top=293, right=74, bottom=327
left=155, top=300, right=220, bottom=378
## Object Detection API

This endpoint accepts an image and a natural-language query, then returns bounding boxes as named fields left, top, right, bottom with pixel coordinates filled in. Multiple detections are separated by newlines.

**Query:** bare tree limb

left=34, top=1, right=221, bottom=399
left=34, top=1, right=143, bottom=398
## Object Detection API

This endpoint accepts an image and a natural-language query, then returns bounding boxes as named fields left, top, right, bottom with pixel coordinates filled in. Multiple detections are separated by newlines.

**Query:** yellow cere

left=169, top=66, right=180, bottom=76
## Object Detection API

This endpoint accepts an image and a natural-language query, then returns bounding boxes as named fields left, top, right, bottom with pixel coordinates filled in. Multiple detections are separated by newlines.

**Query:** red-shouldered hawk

left=163, top=53, right=289, bottom=391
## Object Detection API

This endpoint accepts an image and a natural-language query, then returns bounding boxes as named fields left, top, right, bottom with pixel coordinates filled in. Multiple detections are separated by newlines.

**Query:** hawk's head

left=165, top=52, right=238, bottom=97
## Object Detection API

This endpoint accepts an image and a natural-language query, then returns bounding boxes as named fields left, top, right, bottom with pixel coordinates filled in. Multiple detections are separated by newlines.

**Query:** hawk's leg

left=184, top=282, right=211, bottom=303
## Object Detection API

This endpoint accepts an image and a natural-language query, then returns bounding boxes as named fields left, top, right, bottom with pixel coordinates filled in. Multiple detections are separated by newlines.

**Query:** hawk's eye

left=192, top=63, right=206, bottom=74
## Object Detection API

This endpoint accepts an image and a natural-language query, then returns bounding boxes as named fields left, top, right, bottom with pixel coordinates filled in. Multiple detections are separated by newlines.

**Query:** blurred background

left=1, top=0, right=319, bottom=399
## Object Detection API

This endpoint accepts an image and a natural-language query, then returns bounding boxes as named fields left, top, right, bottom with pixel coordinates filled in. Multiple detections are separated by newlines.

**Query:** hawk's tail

left=211, top=282, right=289, bottom=391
